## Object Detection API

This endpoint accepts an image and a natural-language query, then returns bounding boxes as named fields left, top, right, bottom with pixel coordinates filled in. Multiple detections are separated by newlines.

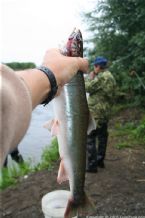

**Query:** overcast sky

left=1, top=0, right=95, bottom=65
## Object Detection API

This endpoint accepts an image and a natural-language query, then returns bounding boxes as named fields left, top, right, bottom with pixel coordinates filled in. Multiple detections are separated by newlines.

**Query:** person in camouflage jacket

left=85, top=56, right=116, bottom=173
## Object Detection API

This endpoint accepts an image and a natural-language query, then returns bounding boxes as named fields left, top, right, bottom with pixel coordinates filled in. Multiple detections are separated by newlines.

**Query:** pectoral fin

left=43, top=119, right=54, bottom=131
left=43, top=119, right=59, bottom=136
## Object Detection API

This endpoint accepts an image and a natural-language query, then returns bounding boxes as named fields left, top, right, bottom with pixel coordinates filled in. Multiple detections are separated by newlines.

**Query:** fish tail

left=64, top=193, right=95, bottom=218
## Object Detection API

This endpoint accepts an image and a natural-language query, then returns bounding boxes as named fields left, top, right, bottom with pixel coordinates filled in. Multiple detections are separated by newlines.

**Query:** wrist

left=37, top=66, right=58, bottom=105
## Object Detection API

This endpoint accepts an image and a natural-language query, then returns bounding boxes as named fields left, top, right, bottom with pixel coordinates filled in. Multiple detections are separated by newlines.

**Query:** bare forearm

left=16, top=69, right=51, bottom=109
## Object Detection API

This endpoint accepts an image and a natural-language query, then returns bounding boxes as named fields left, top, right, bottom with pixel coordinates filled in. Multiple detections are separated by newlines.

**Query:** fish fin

left=51, top=120, right=59, bottom=136
left=57, top=160, right=69, bottom=184
left=43, top=119, right=54, bottom=131
left=87, top=113, right=96, bottom=135
left=64, top=198, right=77, bottom=218
left=64, top=193, right=95, bottom=218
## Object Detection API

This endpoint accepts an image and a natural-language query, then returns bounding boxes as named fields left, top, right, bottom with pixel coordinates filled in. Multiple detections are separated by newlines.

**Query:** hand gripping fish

left=44, top=28, right=95, bottom=217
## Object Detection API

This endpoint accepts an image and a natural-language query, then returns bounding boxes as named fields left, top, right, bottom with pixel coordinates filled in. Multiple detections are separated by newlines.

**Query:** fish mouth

left=67, top=28, right=83, bottom=58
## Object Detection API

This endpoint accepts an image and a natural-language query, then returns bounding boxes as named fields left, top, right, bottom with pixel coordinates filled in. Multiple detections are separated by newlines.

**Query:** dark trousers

left=4, top=148, right=23, bottom=167
left=86, top=122, right=108, bottom=169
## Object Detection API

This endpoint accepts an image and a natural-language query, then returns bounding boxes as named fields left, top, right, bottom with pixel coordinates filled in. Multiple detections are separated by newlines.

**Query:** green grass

left=112, top=103, right=144, bottom=116
left=111, top=116, right=145, bottom=149
left=111, top=103, right=131, bottom=115
left=114, top=142, right=134, bottom=150
left=0, top=137, right=59, bottom=190
left=132, top=117, right=145, bottom=144
left=0, top=161, right=33, bottom=189
left=35, top=137, right=59, bottom=171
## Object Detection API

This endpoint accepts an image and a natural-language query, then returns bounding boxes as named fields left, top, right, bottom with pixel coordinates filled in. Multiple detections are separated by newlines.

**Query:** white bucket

left=41, top=190, right=71, bottom=218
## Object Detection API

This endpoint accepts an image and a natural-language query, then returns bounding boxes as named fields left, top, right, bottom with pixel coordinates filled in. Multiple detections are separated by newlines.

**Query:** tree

left=83, top=0, right=145, bottom=106
left=5, top=62, right=36, bottom=70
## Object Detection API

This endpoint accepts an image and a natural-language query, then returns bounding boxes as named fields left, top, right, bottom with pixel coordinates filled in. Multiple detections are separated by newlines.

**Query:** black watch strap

left=37, top=66, right=58, bottom=106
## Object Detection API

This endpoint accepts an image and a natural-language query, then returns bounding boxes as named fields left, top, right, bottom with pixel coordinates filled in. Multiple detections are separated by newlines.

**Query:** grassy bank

left=111, top=118, right=145, bottom=149
left=1, top=105, right=145, bottom=190
left=110, top=104, right=145, bottom=150
left=0, top=137, right=59, bottom=190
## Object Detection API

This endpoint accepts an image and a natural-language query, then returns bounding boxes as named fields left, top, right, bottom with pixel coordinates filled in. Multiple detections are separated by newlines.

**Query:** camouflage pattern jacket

left=85, top=70, right=116, bottom=127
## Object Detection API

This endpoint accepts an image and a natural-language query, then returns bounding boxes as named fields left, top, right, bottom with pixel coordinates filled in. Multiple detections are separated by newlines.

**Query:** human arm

left=85, top=71, right=116, bottom=97
left=89, top=71, right=96, bottom=80
left=17, top=49, right=89, bottom=109
left=85, top=78, right=99, bottom=95
left=98, top=71, right=116, bottom=99
left=0, top=49, right=88, bottom=166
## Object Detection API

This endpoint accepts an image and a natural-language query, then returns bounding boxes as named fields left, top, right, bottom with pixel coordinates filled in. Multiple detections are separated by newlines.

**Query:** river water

left=17, top=103, right=54, bottom=165
left=7, top=92, right=89, bottom=166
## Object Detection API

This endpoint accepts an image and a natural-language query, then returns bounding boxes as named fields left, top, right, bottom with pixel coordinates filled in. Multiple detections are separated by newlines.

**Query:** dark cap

left=93, top=56, right=108, bottom=67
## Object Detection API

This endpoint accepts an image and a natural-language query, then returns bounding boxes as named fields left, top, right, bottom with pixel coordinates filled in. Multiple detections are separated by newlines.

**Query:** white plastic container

left=41, top=190, right=71, bottom=218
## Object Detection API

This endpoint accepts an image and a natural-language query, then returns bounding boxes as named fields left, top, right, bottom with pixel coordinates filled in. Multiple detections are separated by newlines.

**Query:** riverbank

left=0, top=138, right=59, bottom=190
left=1, top=106, right=145, bottom=217
left=19, top=103, right=54, bottom=165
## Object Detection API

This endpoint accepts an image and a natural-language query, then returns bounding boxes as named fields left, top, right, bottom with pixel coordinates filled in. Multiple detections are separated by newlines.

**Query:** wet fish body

left=52, top=72, right=94, bottom=217
left=44, top=28, right=95, bottom=217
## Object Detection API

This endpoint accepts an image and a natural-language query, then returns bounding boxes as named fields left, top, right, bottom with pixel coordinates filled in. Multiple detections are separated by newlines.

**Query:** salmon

left=45, top=29, right=95, bottom=217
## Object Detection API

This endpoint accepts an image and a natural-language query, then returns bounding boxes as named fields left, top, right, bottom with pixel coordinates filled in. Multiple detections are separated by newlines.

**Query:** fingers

left=42, top=48, right=89, bottom=86
left=44, top=48, right=89, bottom=73
left=76, top=57, right=89, bottom=73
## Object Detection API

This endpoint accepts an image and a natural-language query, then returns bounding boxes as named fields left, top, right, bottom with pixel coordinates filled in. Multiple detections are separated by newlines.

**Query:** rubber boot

left=86, top=130, right=98, bottom=173
left=97, top=123, right=108, bottom=168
